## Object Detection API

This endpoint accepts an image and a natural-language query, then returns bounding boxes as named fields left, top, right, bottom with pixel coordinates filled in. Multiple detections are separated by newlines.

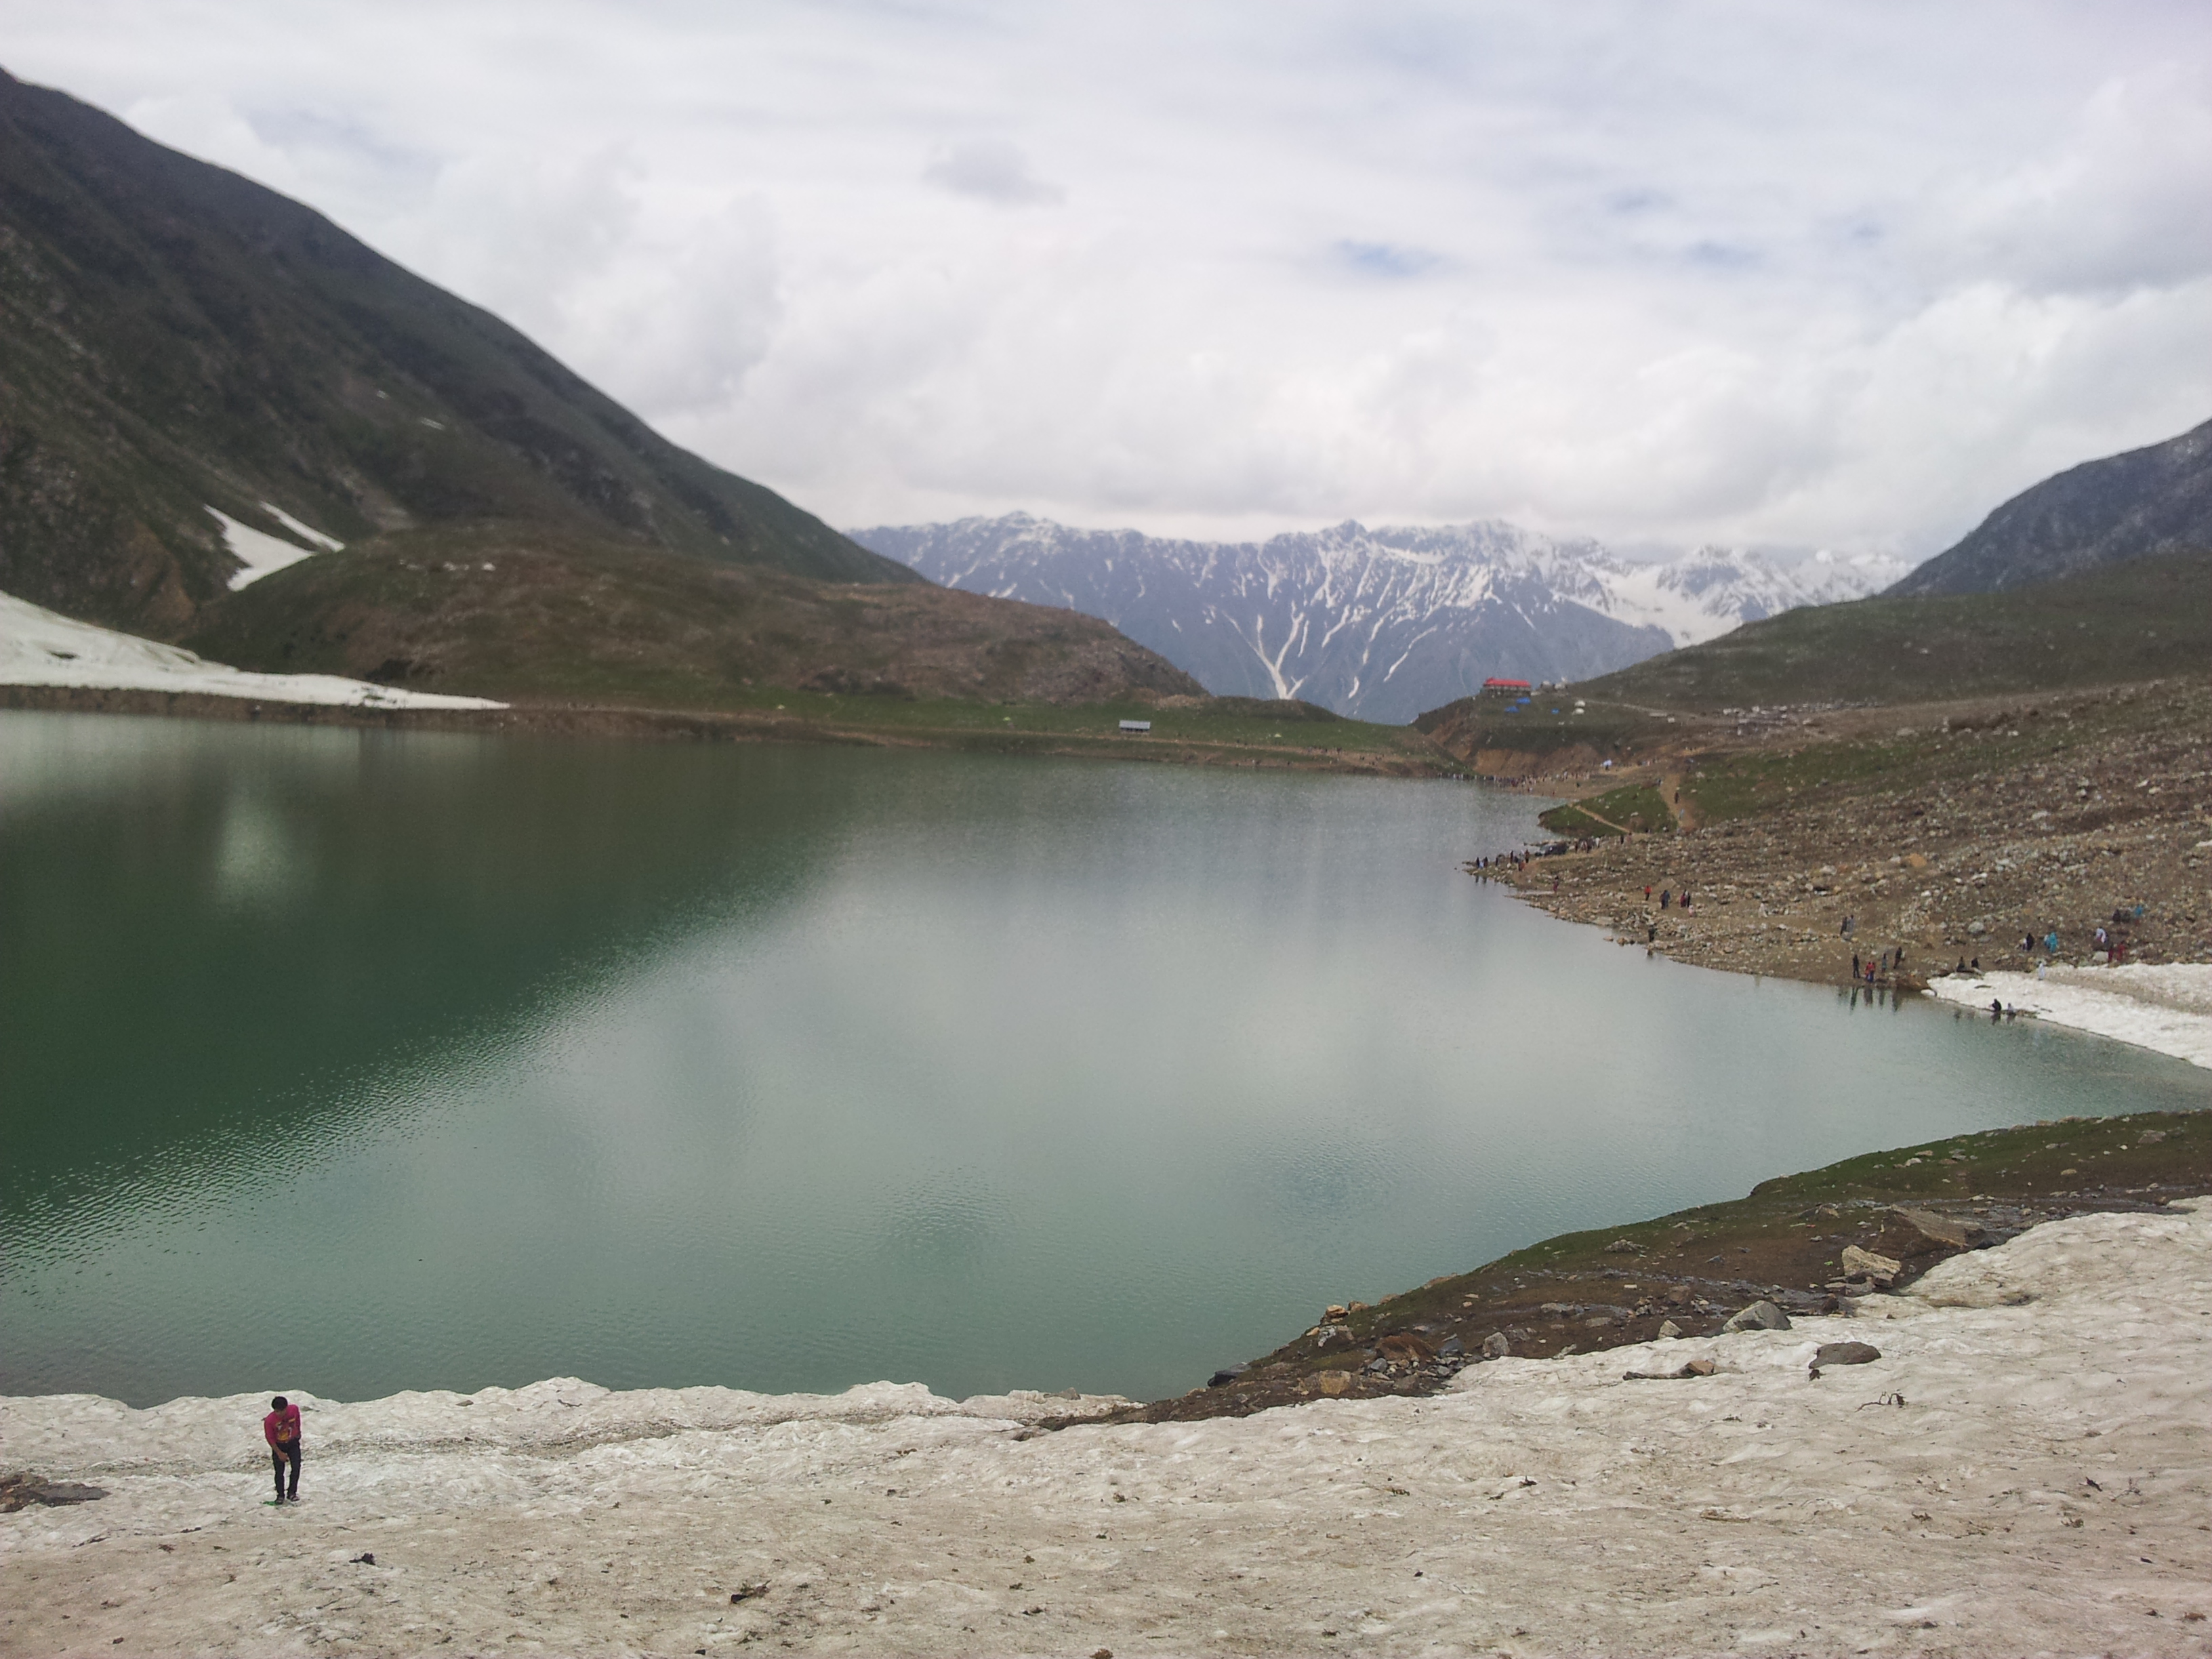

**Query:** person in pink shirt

left=263, top=1395, right=302, bottom=1503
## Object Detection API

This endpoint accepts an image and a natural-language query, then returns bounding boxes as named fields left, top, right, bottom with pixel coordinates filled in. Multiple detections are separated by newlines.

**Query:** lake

left=5, top=710, right=2208, bottom=1408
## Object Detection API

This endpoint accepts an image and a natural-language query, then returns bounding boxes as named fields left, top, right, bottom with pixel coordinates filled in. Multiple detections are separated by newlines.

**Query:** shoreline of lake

left=1460, top=676, right=2212, bottom=1064
left=1491, top=861, right=2212, bottom=1073
left=0, top=682, right=1443, bottom=775
left=1059, top=1103, right=2212, bottom=1427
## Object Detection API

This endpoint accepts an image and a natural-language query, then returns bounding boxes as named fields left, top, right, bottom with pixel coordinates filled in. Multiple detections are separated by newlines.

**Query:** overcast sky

left=10, top=1, right=2212, bottom=554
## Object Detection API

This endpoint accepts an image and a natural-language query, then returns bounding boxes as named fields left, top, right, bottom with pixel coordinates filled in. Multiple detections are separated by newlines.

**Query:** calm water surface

left=5, top=710, right=2208, bottom=1407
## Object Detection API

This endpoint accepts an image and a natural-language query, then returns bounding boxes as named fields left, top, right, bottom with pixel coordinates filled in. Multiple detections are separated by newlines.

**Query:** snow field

left=7, top=1204, right=2211, bottom=1653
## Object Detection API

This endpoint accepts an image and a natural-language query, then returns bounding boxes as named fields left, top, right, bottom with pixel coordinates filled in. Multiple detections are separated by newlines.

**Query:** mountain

left=0, top=68, right=1218, bottom=713
left=181, top=521, right=1204, bottom=709
left=0, top=66, right=914, bottom=637
left=1887, top=415, right=2212, bottom=598
left=852, top=513, right=1908, bottom=724
left=1560, top=545, right=2212, bottom=714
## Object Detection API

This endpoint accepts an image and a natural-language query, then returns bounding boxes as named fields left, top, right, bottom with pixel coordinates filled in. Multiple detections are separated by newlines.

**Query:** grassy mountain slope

left=1564, top=546, right=2212, bottom=714
left=1889, top=415, right=2212, bottom=597
left=1411, top=547, right=2211, bottom=780
left=184, top=521, right=1205, bottom=709
left=0, top=66, right=912, bottom=636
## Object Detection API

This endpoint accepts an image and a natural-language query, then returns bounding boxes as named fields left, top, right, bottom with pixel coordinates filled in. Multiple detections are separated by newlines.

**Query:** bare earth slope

left=7, top=1203, right=2211, bottom=1655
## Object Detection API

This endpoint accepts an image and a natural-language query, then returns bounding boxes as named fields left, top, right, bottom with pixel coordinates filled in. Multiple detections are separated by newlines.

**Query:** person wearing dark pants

left=264, top=1395, right=302, bottom=1503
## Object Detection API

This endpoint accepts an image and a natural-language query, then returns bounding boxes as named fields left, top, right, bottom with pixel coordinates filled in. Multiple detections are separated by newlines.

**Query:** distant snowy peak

left=1595, top=545, right=1912, bottom=649
left=853, top=514, right=1908, bottom=723
left=1804, top=547, right=1918, bottom=600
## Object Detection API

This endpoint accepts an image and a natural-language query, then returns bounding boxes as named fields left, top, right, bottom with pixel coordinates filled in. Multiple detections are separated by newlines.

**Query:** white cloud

left=7, top=0, right=2211, bottom=556
left=923, top=138, right=1063, bottom=207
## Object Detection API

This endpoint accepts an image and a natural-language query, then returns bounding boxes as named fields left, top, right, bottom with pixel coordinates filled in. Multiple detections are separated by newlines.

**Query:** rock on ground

left=6, top=1206, right=2212, bottom=1654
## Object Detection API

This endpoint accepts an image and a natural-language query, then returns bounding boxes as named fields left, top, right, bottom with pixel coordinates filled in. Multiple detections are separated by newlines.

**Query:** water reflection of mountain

left=0, top=712, right=853, bottom=1216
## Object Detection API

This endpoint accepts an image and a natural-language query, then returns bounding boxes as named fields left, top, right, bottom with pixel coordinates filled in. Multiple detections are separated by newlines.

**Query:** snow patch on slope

left=256, top=501, right=346, bottom=554
left=1595, top=546, right=1912, bottom=647
left=0, top=591, right=503, bottom=711
left=207, top=506, right=325, bottom=589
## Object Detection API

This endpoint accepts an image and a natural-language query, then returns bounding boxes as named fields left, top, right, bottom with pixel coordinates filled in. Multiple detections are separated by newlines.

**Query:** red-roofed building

left=1481, top=677, right=1532, bottom=693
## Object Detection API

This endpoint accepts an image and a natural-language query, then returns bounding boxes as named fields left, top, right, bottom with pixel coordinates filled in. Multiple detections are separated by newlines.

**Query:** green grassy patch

left=1674, top=688, right=2167, bottom=825
left=760, top=693, right=1443, bottom=769
left=1538, top=783, right=1675, bottom=836
left=1414, top=695, right=1679, bottom=760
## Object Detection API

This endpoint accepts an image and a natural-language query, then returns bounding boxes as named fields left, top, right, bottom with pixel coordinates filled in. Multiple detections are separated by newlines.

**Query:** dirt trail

left=1564, top=800, right=1634, bottom=835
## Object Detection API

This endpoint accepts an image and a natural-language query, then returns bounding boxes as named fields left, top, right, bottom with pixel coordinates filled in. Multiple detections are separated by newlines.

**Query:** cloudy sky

left=11, top=1, right=2212, bottom=554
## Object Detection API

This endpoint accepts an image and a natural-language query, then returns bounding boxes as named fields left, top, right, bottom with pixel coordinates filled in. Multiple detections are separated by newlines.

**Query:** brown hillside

left=184, top=523, right=1206, bottom=708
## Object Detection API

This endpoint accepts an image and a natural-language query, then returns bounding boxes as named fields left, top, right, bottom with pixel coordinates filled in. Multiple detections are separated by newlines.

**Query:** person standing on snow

left=264, top=1395, right=302, bottom=1504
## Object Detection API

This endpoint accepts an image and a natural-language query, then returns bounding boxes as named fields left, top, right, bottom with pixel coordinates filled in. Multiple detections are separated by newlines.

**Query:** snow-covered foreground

left=1928, top=964, right=2212, bottom=1071
left=7, top=1206, right=2211, bottom=1655
left=0, top=592, right=503, bottom=712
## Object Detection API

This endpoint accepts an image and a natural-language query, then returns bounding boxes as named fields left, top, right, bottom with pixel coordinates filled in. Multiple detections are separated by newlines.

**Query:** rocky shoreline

left=1072, top=1107, right=2212, bottom=1429
left=1475, top=680, right=2211, bottom=994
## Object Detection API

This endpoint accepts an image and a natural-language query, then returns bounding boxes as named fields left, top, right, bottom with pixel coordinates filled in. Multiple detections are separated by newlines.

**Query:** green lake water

left=5, top=710, right=2208, bottom=1408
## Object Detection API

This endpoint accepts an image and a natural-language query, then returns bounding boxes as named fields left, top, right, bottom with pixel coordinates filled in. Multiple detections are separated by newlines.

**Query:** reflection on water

left=4, top=710, right=2209, bottom=1407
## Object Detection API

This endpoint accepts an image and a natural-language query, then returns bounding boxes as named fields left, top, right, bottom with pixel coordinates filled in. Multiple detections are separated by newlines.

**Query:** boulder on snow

left=1721, top=1300, right=1791, bottom=1333
left=1809, top=1342, right=1881, bottom=1377
left=1841, top=1245, right=1904, bottom=1285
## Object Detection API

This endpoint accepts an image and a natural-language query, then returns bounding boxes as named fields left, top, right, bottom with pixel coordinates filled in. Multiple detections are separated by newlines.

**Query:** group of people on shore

left=1849, top=943, right=1907, bottom=988
left=1468, top=839, right=1597, bottom=874
left=2009, top=909, right=2146, bottom=967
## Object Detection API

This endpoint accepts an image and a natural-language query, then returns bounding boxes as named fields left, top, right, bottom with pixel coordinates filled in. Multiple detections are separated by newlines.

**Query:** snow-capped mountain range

left=851, top=514, right=1912, bottom=724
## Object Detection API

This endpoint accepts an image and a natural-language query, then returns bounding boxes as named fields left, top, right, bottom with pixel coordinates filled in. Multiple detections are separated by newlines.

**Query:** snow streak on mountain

left=853, top=514, right=1910, bottom=722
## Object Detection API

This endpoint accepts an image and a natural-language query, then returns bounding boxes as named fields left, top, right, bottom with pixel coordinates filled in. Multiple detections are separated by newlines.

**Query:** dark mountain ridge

left=1887, top=415, right=2212, bottom=597
left=0, top=66, right=913, bottom=634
